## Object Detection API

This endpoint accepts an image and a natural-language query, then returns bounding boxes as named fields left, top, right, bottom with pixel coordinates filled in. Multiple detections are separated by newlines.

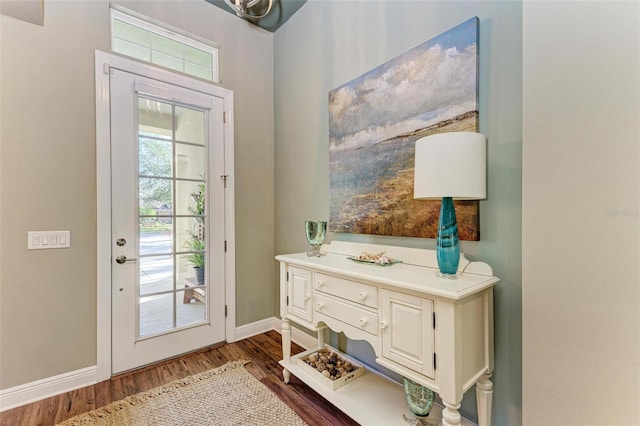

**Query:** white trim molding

left=234, top=317, right=280, bottom=341
left=288, top=323, right=317, bottom=350
left=94, top=50, right=236, bottom=381
left=0, top=367, right=96, bottom=412
left=0, top=319, right=302, bottom=412
left=235, top=317, right=316, bottom=350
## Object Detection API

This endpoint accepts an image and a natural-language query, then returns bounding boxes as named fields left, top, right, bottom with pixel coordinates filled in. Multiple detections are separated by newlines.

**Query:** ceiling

left=0, top=0, right=44, bottom=26
left=206, top=0, right=307, bottom=33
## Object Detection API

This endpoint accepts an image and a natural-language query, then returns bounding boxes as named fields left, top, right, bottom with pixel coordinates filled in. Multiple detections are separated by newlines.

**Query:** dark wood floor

left=0, top=330, right=358, bottom=426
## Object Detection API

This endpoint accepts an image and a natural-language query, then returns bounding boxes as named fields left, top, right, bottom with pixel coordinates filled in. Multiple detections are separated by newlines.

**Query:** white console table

left=277, top=241, right=498, bottom=426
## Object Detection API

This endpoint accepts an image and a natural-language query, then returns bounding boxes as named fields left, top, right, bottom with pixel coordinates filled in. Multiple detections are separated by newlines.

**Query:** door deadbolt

left=116, top=238, right=127, bottom=246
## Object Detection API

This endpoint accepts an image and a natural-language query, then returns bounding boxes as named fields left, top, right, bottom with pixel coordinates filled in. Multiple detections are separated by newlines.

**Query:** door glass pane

left=175, top=180, right=205, bottom=216
left=139, top=255, right=173, bottom=296
left=139, top=177, right=172, bottom=214
left=139, top=99, right=172, bottom=139
left=139, top=219, right=173, bottom=255
left=175, top=217, right=198, bottom=255
left=177, top=290, right=206, bottom=328
left=136, top=95, right=208, bottom=340
left=139, top=138, right=172, bottom=177
left=175, top=106, right=204, bottom=145
left=176, top=252, right=205, bottom=290
left=175, top=142, right=205, bottom=180
left=139, top=293, right=174, bottom=337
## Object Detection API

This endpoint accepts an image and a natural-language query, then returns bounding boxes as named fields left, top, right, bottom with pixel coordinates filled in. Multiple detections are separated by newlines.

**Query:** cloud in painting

left=329, top=41, right=477, bottom=151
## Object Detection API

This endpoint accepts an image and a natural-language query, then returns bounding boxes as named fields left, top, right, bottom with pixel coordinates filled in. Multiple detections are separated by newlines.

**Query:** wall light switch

left=28, top=231, right=70, bottom=249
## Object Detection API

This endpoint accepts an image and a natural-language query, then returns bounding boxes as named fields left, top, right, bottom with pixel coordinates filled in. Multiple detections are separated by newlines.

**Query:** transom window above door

left=111, top=7, right=220, bottom=83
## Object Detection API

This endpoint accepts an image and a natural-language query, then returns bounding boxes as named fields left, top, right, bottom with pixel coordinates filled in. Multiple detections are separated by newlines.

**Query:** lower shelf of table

left=280, top=359, right=449, bottom=426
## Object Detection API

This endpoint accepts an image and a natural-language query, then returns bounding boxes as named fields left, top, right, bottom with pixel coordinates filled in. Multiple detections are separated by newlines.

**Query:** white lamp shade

left=413, top=132, right=487, bottom=200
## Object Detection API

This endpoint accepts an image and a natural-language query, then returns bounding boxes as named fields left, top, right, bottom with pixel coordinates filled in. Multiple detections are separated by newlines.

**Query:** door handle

left=115, top=255, right=137, bottom=264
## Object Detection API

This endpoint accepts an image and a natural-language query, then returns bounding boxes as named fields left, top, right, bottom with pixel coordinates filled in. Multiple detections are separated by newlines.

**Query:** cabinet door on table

left=287, top=266, right=313, bottom=323
left=380, top=289, right=435, bottom=379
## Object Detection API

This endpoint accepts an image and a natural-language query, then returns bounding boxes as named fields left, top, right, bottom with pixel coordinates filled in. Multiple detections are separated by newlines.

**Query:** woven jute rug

left=58, top=360, right=307, bottom=426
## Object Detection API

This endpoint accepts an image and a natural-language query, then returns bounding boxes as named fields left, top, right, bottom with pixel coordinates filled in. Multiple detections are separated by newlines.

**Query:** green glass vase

left=403, top=377, right=435, bottom=418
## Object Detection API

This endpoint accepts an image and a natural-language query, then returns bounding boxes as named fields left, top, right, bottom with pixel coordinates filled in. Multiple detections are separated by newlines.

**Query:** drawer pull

left=316, top=280, right=325, bottom=288
left=359, top=291, right=367, bottom=300
left=359, top=318, right=368, bottom=326
left=316, top=302, right=325, bottom=310
left=379, top=321, right=388, bottom=330
left=304, top=294, right=311, bottom=301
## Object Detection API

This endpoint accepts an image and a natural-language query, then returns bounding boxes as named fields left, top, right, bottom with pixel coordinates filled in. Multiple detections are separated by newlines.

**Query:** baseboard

left=235, top=317, right=281, bottom=341
left=0, top=366, right=96, bottom=412
left=288, top=324, right=317, bottom=349
left=234, top=316, right=316, bottom=350
left=0, top=318, right=299, bottom=413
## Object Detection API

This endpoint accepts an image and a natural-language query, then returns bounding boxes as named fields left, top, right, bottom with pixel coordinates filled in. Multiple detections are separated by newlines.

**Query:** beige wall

left=522, top=1, right=640, bottom=424
left=274, top=2, right=522, bottom=424
left=0, top=0, right=275, bottom=389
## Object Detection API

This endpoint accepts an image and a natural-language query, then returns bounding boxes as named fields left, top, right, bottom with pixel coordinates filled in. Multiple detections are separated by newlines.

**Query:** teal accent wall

left=274, top=2, right=522, bottom=424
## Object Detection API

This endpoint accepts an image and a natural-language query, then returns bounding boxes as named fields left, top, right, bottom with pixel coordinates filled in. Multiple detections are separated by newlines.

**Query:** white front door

left=110, top=68, right=226, bottom=374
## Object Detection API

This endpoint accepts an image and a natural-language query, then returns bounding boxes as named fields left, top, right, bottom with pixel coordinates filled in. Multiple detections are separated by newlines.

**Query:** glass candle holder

left=305, top=221, right=326, bottom=257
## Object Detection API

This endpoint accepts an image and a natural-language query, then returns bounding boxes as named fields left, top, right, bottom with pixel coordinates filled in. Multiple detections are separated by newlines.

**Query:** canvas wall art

left=329, top=17, right=480, bottom=240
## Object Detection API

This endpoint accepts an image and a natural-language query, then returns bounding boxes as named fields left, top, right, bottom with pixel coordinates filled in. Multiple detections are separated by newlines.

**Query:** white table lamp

left=414, top=132, right=487, bottom=278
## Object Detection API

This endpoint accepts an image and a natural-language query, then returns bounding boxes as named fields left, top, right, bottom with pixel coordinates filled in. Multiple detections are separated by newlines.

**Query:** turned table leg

left=441, top=400, right=462, bottom=426
left=476, top=374, right=493, bottom=426
left=281, top=318, right=291, bottom=383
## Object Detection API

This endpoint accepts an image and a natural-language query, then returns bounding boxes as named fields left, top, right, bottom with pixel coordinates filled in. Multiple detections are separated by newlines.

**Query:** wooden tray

left=293, top=345, right=365, bottom=390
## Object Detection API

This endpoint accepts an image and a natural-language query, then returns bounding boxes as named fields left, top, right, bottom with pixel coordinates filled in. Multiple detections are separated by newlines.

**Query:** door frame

left=94, top=51, right=236, bottom=382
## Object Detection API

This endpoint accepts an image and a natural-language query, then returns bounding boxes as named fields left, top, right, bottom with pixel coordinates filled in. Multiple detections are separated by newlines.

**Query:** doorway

left=95, top=52, right=236, bottom=379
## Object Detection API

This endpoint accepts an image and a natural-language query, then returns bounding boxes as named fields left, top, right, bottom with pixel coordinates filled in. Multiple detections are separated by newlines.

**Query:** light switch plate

left=28, top=230, right=70, bottom=249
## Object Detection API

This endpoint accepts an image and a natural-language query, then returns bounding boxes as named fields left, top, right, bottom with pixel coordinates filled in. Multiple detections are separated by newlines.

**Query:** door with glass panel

left=110, top=69, right=226, bottom=374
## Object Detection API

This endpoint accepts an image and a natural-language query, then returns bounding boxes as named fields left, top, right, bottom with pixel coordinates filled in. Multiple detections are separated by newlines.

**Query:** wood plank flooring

left=0, top=331, right=359, bottom=426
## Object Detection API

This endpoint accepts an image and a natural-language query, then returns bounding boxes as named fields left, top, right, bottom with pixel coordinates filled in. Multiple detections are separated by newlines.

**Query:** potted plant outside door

left=185, top=183, right=205, bottom=285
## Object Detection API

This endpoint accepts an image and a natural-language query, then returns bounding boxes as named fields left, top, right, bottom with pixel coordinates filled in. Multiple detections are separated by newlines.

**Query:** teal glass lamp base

left=436, top=197, right=460, bottom=279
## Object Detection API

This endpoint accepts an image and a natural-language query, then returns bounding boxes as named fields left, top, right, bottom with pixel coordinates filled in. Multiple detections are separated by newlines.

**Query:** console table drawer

left=315, top=293, right=378, bottom=336
left=314, top=272, right=378, bottom=309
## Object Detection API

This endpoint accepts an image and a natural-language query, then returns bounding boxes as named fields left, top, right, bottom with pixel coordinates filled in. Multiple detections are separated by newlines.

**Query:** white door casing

left=95, top=51, right=236, bottom=381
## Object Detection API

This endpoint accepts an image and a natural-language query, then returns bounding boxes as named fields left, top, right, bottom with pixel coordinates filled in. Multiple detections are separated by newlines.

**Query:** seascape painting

left=329, top=17, right=480, bottom=240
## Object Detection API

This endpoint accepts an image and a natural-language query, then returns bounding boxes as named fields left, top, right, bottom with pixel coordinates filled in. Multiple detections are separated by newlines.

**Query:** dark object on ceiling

left=206, top=0, right=307, bottom=33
